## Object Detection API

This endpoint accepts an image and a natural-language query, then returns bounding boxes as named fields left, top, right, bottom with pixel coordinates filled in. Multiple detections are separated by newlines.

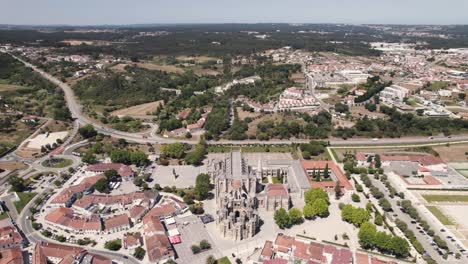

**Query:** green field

left=0, top=212, right=9, bottom=220
left=426, top=206, right=455, bottom=225
left=422, top=194, right=468, bottom=203
left=41, top=158, right=73, bottom=168
left=13, top=192, right=37, bottom=213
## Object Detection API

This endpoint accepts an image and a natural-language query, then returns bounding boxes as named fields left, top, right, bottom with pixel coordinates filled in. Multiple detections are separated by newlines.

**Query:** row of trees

left=358, top=222, right=410, bottom=258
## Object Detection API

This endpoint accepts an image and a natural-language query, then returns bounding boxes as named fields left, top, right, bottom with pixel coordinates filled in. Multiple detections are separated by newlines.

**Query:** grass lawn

left=426, top=206, right=454, bottom=225
left=217, top=257, right=232, bottom=264
left=0, top=212, right=9, bottom=220
left=422, top=194, right=468, bottom=203
left=41, top=158, right=73, bottom=168
left=272, top=176, right=281, bottom=184
left=207, top=144, right=293, bottom=153
left=13, top=192, right=37, bottom=213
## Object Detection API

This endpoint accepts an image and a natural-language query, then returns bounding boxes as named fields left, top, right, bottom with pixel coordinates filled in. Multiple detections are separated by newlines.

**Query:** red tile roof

left=86, top=163, right=133, bottom=178
left=261, top=240, right=274, bottom=258
left=265, top=184, right=289, bottom=198
left=355, top=252, right=369, bottom=264
left=263, top=259, right=288, bottom=264
left=104, top=214, right=130, bottom=231
left=274, top=234, right=294, bottom=252
left=145, top=234, right=174, bottom=263
left=123, top=233, right=142, bottom=248
left=0, top=225, right=23, bottom=248
left=45, top=207, right=101, bottom=232
left=0, top=246, right=23, bottom=264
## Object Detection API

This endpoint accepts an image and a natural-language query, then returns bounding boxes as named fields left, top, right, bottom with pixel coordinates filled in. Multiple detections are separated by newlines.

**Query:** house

left=123, top=233, right=143, bottom=250
left=32, top=242, right=111, bottom=264
left=104, top=214, right=130, bottom=234
left=85, top=163, right=134, bottom=181
left=0, top=223, right=24, bottom=249
left=145, top=234, right=175, bottom=264
left=260, top=234, right=353, bottom=264
left=73, top=191, right=159, bottom=215
left=50, top=175, right=104, bottom=207
left=163, top=127, right=187, bottom=138
left=0, top=246, right=23, bottom=264
left=20, top=115, right=39, bottom=124
left=355, top=153, right=370, bottom=168
left=130, top=205, right=147, bottom=223
left=44, top=207, right=102, bottom=235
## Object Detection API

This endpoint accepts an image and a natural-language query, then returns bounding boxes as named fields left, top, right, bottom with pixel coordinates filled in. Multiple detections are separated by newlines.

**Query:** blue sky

left=1, top=0, right=467, bottom=25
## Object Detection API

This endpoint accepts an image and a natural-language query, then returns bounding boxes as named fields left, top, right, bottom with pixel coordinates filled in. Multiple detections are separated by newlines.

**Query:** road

left=8, top=51, right=468, bottom=148
left=369, top=176, right=464, bottom=264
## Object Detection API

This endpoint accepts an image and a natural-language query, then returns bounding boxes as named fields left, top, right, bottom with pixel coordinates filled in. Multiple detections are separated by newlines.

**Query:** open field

left=0, top=83, right=28, bottom=92
left=422, top=194, right=468, bottom=203
left=110, top=100, right=163, bottom=117
left=426, top=206, right=455, bottom=225
left=0, top=162, right=27, bottom=171
left=193, top=68, right=220, bottom=76
left=176, top=55, right=219, bottom=63
left=136, top=62, right=184, bottom=73
left=0, top=120, right=45, bottom=148
left=13, top=192, right=36, bottom=213
left=236, top=107, right=261, bottom=120
left=433, top=143, right=468, bottom=162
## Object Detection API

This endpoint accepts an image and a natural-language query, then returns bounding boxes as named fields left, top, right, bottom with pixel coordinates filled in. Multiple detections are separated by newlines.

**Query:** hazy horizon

left=1, top=0, right=467, bottom=26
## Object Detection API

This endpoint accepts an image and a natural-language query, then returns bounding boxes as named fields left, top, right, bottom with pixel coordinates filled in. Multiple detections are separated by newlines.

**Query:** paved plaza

left=151, top=164, right=207, bottom=188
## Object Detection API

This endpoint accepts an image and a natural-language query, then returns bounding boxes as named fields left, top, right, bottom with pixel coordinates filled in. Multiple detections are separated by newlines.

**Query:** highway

left=8, top=51, right=468, bottom=148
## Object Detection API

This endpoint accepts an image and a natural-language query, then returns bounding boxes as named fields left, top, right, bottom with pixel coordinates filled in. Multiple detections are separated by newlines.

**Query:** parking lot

left=151, top=164, right=207, bottom=188
left=173, top=214, right=222, bottom=264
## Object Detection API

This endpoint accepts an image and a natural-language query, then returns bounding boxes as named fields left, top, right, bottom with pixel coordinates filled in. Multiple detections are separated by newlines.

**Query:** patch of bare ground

left=135, top=62, right=184, bottom=73
left=110, top=101, right=164, bottom=117
left=0, top=161, right=27, bottom=171
left=236, top=107, right=261, bottom=120
left=176, top=55, right=219, bottom=63
left=432, top=143, right=468, bottom=162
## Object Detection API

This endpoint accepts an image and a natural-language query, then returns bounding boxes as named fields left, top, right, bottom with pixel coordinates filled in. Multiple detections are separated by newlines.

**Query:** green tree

left=206, top=255, right=216, bottom=264
left=161, top=143, right=185, bottom=159
left=304, top=188, right=329, bottom=205
left=81, top=151, right=97, bottom=164
left=8, top=175, right=26, bottom=192
left=110, top=149, right=131, bottom=164
left=104, top=239, right=122, bottom=251
left=374, top=154, right=381, bottom=168
left=311, top=198, right=329, bottom=218
left=133, top=246, right=146, bottom=260
left=351, top=193, right=360, bottom=203
left=78, top=124, right=97, bottom=138
left=130, top=151, right=149, bottom=166
left=194, top=173, right=210, bottom=200
left=274, top=208, right=290, bottom=229
left=323, top=163, right=330, bottom=178
left=374, top=214, right=383, bottom=226
left=288, top=208, right=303, bottom=225
left=358, top=222, right=376, bottom=249
left=200, top=239, right=211, bottom=250
left=94, top=178, right=109, bottom=193
left=391, top=237, right=410, bottom=258
left=303, top=203, right=314, bottom=219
